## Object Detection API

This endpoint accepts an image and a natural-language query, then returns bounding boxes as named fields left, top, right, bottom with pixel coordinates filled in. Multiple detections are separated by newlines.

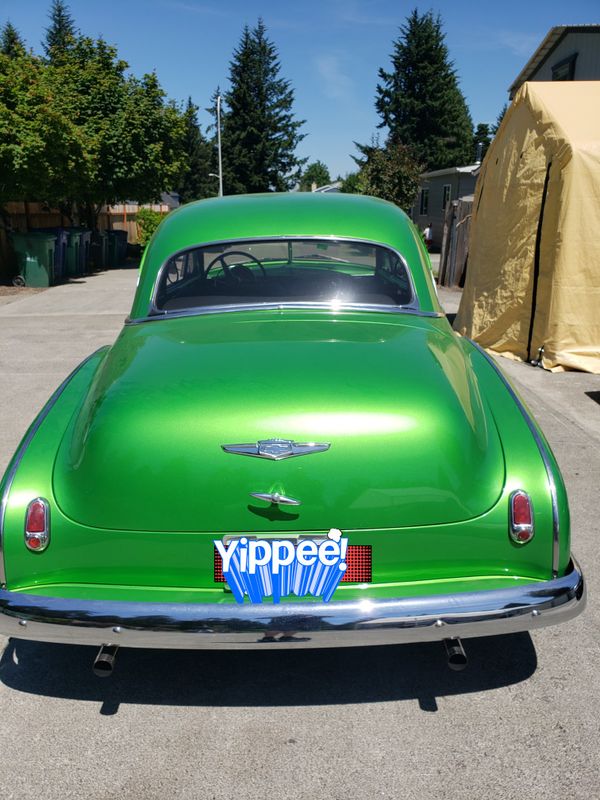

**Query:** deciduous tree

left=352, top=138, right=422, bottom=213
left=299, top=160, right=331, bottom=191
left=0, top=49, right=82, bottom=207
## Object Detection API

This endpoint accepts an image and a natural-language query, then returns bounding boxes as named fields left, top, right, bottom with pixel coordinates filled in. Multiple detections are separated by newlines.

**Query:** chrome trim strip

left=145, top=235, right=427, bottom=319
left=0, top=348, right=108, bottom=587
left=127, top=303, right=445, bottom=326
left=469, top=341, right=561, bottom=576
left=249, top=492, right=301, bottom=506
left=0, top=558, right=584, bottom=649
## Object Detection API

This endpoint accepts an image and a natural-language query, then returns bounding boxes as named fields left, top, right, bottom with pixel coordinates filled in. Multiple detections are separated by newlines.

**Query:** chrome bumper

left=0, top=559, right=585, bottom=650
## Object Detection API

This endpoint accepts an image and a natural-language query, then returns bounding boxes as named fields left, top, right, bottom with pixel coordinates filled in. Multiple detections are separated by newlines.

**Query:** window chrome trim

left=469, top=341, right=560, bottom=576
left=145, top=235, right=425, bottom=320
left=0, top=348, right=108, bottom=587
left=127, top=303, right=444, bottom=326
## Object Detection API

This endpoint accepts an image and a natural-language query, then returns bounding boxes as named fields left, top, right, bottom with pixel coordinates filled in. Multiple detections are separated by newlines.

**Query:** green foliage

left=0, top=9, right=186, bottom=227
left=375, top=9, right=473, bottom=171
left=492, top=103, right=508, bottom=135
left=0, top=22, right=26, bottom=58
left=352, top=138, right=422, bottom=213
left=0, top=49, right=83, bottom=206
left=43, top=0, right=77, bottom=63
left=221, top=19, right=306, bottom=194
left=136, top=207, right=167, bottom=248
left=473, top=122, right=491, bottom=162
left=176, top=97, right=215, bottom=203
left=299, top=160, right=331, bottom=191
left=339, top=172, right=362, bottom=194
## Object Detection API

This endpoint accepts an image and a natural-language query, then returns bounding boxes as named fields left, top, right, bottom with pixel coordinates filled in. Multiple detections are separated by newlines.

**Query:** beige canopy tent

left=454, top=81, right=600, bottom=373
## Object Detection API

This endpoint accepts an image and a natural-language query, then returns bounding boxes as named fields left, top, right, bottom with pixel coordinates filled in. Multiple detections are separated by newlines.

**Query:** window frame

left=442, top=184, right=452, bottom=211
left=552, top=52, right=578, bottom=82
left=146, top=236, right=425, bottom=320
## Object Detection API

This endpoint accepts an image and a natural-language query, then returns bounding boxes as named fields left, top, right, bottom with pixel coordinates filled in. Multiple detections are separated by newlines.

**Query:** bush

left=136, top=208, right=167, bottom=249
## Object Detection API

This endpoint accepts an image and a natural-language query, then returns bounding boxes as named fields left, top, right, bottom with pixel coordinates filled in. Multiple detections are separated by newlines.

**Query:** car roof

left=131, top=193, right=439, bottom=319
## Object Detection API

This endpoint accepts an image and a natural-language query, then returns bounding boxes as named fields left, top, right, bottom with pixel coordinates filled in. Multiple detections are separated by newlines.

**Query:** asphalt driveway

left=0, top=271, right=598, bottom=800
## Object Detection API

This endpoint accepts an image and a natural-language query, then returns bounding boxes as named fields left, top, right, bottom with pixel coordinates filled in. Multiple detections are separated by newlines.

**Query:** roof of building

left=420, top=164, right=480, bottom=180
left=313, top=181, right=343, bottom=193
left=508, top=25, right=600, bottom=98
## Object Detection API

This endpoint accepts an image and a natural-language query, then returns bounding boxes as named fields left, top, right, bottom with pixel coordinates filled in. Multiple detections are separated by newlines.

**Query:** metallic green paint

left=131, top=193, right=441, bottom=319
left=53, top=312, right=504, bottom=532
left=0, top=194, right=572, bottom=607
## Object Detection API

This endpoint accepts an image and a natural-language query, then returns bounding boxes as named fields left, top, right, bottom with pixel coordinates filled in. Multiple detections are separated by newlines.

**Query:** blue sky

left=3, top=0, right=599, bottom=177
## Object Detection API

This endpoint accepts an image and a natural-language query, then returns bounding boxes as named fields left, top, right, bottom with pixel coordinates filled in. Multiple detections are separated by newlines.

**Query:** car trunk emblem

left=222, top=438, right=330, bottom=460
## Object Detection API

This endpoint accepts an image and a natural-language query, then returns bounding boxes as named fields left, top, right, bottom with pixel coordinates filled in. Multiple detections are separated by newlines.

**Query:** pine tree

left=473, top=122, right=491, bottom=162
left=221, top=19, right=305, bottom=194
left=375, top=9, right=473, bottom=171
left=0, top=22, right=26, bottom=58
left=491, top=103, right=508, bottom=135
left=176, top=97, right=214, bottom=203
left=43, top=0, right=77, bottom=62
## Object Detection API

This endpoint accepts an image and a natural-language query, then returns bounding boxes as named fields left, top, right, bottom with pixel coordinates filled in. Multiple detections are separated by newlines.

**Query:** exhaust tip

left=443, top=638, right=467, bottom=671
left=93, top=644, right=119, bottom=678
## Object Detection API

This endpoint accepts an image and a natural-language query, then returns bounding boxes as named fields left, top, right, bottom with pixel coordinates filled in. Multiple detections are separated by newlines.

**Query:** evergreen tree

left=491, top=103, right=508, bottom=135
left=176, top=97, right=214, bottom=203
left=43, top=0, right=77, bottom=63
left=0, top=22, right=26, bottom=58
left=299, top=160, right=331, bottom=191
left=375, top=9, right=473, bottom=171
left=221, top=19, right=305, bottom=194
left=473, top=122, right=491, bottom=162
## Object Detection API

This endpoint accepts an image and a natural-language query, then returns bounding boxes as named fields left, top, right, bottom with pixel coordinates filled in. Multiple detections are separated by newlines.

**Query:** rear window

left=153, top=238, right=414, bottom=313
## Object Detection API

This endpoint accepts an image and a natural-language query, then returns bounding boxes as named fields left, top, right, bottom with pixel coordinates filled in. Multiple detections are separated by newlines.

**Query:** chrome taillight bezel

left=509, top=490, right=535, bottom=544
left=24, top=497, right=51, bottom=552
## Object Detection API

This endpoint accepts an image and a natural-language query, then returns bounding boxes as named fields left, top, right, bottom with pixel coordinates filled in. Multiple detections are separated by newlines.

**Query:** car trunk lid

left=53, top=310, right=505, bottom=532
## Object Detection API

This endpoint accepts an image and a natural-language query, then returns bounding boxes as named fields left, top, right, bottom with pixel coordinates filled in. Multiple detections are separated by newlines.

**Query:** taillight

left=509, top=490, right=534, bottom=544
left=25, top=498, right=50, bottom=552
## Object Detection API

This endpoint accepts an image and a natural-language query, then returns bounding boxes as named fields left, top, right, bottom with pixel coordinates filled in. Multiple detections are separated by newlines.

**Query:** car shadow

left=0, top=633, right=536, bottom=714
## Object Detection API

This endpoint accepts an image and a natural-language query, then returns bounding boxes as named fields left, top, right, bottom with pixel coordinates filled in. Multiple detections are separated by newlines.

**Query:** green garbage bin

left=10, top=232, right=56, bottom=287
left=70, top=228, right=92, bottom=273
left=66, top=231, right=82, bottom=277
left=106, top=231, right=120, bottom=269
left=91, top=231, right=108, bottom=268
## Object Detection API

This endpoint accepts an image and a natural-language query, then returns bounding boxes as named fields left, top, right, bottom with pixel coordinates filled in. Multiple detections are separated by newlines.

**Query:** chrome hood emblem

left=222, top=438, right=330, bottom=461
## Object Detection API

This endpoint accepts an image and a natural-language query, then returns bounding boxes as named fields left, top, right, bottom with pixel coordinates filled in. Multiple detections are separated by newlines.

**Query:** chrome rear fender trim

left=468, top=341, right=561, bottom=577
left=0, top=348, right=108, bottom=586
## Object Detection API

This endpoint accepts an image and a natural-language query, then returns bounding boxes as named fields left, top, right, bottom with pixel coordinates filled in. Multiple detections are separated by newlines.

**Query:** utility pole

left=216, top=94, right=223, bottom=197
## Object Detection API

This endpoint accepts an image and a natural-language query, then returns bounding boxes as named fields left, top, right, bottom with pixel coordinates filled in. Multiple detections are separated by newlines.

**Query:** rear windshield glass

left=153, top=239, right=414, bottom=312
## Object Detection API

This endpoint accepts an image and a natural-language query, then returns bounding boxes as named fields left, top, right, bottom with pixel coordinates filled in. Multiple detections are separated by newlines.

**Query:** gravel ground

left=0, top=270, right=598, bottom=800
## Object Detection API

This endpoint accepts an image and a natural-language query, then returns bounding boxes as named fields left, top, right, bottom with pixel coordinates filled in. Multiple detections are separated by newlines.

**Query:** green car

left=0, top=193, right=585, bottom=673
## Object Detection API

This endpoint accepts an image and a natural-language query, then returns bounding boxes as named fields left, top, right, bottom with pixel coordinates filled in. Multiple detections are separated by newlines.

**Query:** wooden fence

left=438, top=196, right=473, bottom=287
